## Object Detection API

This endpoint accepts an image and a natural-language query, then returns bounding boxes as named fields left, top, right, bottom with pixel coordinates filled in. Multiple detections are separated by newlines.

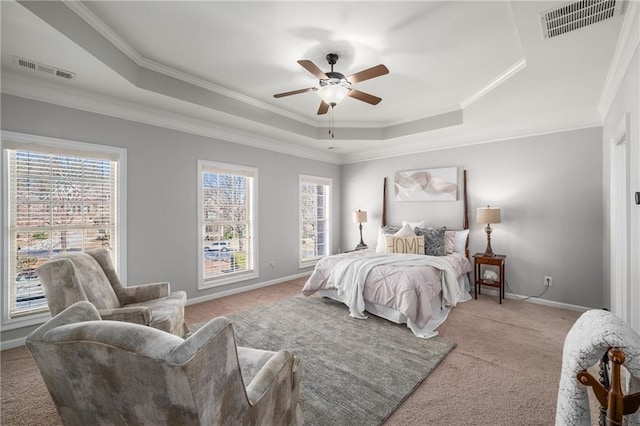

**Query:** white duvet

left=302, top=252, right=471, bottom=330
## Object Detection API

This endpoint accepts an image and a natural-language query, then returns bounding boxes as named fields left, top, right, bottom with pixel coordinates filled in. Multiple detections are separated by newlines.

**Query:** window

left=2, top=132, right=125, bottom=326
left=299, top=175, right=331, bottom=267
left=198, top=160, right=257, bottom=288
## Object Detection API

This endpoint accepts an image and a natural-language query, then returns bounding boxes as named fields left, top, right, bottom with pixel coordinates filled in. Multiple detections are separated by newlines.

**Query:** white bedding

left=302, top=251, right=472, bottom=338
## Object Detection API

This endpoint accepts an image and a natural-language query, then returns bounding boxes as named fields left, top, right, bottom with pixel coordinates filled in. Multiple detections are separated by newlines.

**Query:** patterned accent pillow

left=382, top=225, right=401, bottom=235
left=385, top=235, right=425, bottom=254
left=415, top=226, right=447, bottom=256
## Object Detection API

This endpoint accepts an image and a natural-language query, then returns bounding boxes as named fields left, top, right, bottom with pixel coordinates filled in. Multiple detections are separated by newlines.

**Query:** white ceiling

left=0, top=1, right=634, bottom=163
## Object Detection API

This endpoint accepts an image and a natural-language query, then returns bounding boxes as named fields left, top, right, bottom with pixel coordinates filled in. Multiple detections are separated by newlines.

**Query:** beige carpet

left=2, top=277, right=590, bottom=425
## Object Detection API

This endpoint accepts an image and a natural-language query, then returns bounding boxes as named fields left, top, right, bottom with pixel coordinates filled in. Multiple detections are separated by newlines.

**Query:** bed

left=302, top=170, right=473, bottom=338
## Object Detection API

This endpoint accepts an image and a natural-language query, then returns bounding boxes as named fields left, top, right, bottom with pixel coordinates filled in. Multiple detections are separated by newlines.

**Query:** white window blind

left=4, top=139, right=120, bottom=320
left=198, top=160, right=257, bottom=288
left=299, top=175, right=331, bottom=266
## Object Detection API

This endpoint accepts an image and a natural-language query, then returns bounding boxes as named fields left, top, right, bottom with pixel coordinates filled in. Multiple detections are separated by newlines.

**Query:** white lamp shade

left=476, top=206, right=501, bottom=224
left=318, top=84, right=348, bottom=106
left=353, top=210, right=367, bottom=223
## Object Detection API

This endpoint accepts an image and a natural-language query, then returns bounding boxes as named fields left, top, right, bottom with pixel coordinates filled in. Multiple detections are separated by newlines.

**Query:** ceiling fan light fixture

left=317, top=81, right=349, bottom=106
left=273, top=53, right=387, bottom=116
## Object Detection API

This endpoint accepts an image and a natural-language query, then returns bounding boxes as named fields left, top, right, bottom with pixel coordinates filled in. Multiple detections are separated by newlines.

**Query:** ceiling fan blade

left=347, top=64, right=389, bottom=84
left=347, top=89, right=382, bottom=105
left=317, top=101, right=330, bottom=115
left=298, top=60, right=328, bottom=80
left=273, top=87, right=316, bottom=98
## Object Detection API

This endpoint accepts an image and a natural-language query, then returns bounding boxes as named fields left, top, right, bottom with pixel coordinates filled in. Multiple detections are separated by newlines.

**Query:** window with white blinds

left=299, top=175, right=331, bottom=267
left=198, top=160, right=257, bottom=288
left=2, top=133, right=124, bottom=323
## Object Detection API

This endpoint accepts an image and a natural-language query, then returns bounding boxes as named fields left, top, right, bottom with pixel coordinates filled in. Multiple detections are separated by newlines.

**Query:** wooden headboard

left=381, top=169, right=470, bottom=257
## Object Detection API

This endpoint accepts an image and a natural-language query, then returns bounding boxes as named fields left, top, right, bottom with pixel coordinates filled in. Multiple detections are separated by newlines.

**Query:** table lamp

left=353, top=210, right=368, bottom=250
left=476, top=205, right=501, bottom=257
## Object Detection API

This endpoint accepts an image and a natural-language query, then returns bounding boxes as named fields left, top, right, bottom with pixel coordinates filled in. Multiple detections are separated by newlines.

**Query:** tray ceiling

left=0, top=1, right=630, bottom=163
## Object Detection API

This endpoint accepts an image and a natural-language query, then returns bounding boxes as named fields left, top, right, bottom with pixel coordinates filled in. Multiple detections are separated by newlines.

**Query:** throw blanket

left=324, top=253, right=462, bottom=322
left=556, top=309, right=640, bottom=425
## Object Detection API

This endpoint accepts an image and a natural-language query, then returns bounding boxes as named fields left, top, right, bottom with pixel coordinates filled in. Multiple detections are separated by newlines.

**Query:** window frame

left=197, top=160, right=258, bottom=289
left=1, top=131, right=127, bottom=330
left=299, top=174, right=332, bottom=268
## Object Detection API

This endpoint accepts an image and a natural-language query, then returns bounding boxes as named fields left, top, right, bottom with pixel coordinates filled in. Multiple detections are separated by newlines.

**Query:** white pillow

left=394, top=223, right=416, bottom=237
left=453, top=229, right=469, bottom=253
left=402, top=220, right=425, bottom=229
left=375, top=228, right=387, bottom=253
left=385, top=235, right=425, bottom=254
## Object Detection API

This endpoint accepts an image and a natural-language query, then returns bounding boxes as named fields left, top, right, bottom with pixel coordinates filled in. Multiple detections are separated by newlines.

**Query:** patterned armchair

left=26, top=301, right=303, bottom=426
left=37, top=248, right=188, bottom=337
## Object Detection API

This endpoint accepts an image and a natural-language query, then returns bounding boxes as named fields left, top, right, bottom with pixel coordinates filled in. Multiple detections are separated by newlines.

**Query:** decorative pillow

left=385, top=235, right=425, bottom=254
left=415, top=226, right=446, bottom=256
left=382, top=225, right=401, bottom=235
left=444, top=231, right=456, bottom=254
left=402, top=220, right=426, bottom=230
left=394, top=223, right=416, bottom=237
left=452, top=229, right=469, bottom=253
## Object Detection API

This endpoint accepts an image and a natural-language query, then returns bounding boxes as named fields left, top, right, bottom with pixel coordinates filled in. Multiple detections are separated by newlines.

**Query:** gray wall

left=341, top=127, right=604, bottom=309
left=0, top=94, right=607, bottom=344
left=1, top=94, right=341, bottom=342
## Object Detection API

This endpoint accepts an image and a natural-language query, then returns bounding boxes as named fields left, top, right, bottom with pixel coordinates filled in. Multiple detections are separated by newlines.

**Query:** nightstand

left=473, top=253, right=506, bottom=304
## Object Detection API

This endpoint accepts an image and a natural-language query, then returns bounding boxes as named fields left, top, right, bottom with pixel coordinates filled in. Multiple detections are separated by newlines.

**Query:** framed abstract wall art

left=394, top=166, right=458, bottom=201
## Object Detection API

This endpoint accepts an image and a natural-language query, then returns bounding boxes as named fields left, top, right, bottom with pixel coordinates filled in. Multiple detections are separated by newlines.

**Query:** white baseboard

left=478, top=287, right=591, bottom=312
left=1, top=336, right=27, bottom=351
left=186, top=272, right=311, bottom=306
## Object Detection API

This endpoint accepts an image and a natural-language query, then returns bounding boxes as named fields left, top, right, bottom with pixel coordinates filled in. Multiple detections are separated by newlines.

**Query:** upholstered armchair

left=37, top=248, right=188, bottom=337
left=26, top=301, right=304, bottom=426
left=556, top=309, right=640, bottom=425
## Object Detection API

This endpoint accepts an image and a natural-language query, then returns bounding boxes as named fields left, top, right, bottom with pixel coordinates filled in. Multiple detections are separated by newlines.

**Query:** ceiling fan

left=273, top=53, right=389, bottom=115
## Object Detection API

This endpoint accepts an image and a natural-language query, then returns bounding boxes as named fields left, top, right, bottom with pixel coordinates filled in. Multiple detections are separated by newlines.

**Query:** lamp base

left=354, top=243, right=368, bottom=251
left=483, top=224, right=495, bottom=257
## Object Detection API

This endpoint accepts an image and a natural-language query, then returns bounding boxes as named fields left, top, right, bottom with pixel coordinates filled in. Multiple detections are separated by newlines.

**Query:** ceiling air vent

left=540, top=0, right=625, bottom=39
left=13, top=56, right=75, bottom=80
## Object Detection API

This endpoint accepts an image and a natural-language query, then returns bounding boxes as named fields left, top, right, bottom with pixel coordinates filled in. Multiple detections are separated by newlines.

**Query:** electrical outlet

left=544, top=276, right=552, bottom=287
left=269, top=261, right=275, bottom=269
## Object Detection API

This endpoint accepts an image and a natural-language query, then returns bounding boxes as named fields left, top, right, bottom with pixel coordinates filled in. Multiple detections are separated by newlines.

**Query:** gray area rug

left=196, top=295, right=455, bottom=426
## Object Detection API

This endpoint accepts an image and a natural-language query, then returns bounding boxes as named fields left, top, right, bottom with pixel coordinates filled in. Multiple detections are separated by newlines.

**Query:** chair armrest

left=167, top=317, right=232, bottom=364
left=117, top=282, right=170, bottom=304
left=245, top=350, right=295, bottom=405
left=27, top=301, right=100, bottom=343
left=98, top=306, right=151, bottom=325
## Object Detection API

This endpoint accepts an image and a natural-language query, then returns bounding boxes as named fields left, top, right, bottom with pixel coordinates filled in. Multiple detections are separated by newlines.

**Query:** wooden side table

left=473, top=253, right=506, bottom=304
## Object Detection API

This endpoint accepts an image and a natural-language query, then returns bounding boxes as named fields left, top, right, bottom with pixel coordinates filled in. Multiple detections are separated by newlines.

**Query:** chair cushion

left=54, top=252, right=121, bottom=310
left=237, top=347, right=277, bottom=386
left=126, top=291, right=187, bottom=336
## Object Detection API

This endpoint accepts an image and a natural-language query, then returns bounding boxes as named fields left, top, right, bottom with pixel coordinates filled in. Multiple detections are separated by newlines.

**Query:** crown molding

left=1, top=70, right=604, bottom=167
left=340, top=120, right=602, bottom=164
left=1, top=71, right=341, bottom=164
left=598, top=1, right=640, bottom=117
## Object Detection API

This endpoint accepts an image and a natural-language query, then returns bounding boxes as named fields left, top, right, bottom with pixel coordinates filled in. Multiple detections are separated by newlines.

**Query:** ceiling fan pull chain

left=329, top=107, right=335, bottom=138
